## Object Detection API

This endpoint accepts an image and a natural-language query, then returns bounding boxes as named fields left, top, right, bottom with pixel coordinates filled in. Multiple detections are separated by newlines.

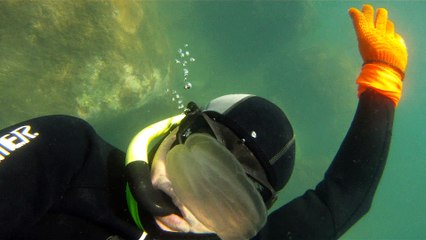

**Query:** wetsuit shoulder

left=0, top=115, right=139, bottom=240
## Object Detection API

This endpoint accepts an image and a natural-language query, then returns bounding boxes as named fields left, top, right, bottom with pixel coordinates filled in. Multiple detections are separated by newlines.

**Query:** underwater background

left=0, top=1, right=424, bottom=239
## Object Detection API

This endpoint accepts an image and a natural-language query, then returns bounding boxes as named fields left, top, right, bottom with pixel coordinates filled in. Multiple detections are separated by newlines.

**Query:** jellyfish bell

left=165, top=133, right=267, bottom=240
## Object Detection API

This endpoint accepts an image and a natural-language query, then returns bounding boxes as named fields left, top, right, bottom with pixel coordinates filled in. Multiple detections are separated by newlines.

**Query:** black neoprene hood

left=204, top=94, right=296, bottom=192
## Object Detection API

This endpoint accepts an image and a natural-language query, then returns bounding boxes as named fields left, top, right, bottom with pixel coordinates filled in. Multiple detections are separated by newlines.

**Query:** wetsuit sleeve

left=256, top=89, right=395, bottom=239
left=0, top=115, right=107, bottom=239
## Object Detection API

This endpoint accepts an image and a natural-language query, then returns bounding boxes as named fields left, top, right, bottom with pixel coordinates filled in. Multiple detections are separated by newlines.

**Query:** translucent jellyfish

left=166, top=134, right=267, bottom=240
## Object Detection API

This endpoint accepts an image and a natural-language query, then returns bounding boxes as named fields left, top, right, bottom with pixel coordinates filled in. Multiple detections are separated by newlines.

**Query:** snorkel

left=125, top=114, right=185, bottom=229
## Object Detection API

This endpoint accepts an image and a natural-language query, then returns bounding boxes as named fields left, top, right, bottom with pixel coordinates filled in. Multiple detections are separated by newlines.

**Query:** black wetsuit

left=0, top=90, right=394, bottom=240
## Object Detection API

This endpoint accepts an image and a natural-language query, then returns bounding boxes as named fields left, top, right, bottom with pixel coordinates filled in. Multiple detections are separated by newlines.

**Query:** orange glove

left=349, top=4, right=408, bottom=106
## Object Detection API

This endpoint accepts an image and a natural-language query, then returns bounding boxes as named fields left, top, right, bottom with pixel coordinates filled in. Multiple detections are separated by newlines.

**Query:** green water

left=1, top=1, right=425, bottom=239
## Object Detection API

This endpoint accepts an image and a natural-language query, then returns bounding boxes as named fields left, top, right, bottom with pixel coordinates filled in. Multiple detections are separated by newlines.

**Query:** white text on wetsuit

left=0, top=125, right=39, bottom=162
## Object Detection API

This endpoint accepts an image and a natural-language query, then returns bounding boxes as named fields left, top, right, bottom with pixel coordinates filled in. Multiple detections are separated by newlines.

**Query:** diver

left=0, top=4, right=408, bottom=240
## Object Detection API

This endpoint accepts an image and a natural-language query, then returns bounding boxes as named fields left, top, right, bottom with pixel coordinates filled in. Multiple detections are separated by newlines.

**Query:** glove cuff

left=356, top=63, right=403, bottom=107
left=363, top=59, right=405, bottom=80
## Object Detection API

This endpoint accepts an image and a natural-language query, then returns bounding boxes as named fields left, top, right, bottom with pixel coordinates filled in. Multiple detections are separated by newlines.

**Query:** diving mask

left=175, top=102, right=277, bottom=206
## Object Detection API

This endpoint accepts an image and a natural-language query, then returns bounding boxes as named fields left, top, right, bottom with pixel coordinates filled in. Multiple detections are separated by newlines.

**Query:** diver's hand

left=349, top=4, right=408, bottom=73
left=349, top=4, right=408, bottom=106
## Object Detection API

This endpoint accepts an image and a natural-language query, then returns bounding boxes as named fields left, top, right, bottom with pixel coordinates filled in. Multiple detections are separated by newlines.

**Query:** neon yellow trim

left=139, top=231, right=149, bottom=240
left=125, top=114, right=185, bottom=166
left=125, top=114, right=185, bottom=230
left=126, top=183, right=144, bottom=230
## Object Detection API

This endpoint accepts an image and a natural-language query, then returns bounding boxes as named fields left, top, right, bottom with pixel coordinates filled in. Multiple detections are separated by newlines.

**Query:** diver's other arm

left=255, top=5, right=408, bottom=239
left=257, top=90, right=395, bottom=239
left=314, top=4, right=408, bottom=237
left=312, top=4, right=408, bottom=237
left=315, top=89, right=394, bottom=237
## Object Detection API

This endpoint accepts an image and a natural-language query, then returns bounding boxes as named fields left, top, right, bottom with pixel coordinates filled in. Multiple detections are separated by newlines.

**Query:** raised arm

left=256, top=5, right=408, bottom=239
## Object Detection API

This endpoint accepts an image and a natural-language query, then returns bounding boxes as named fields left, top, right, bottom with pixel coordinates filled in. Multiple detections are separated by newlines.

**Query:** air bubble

left=168, top=43, right=197, bottom=111
left=184, top=82, right=192, bottom=90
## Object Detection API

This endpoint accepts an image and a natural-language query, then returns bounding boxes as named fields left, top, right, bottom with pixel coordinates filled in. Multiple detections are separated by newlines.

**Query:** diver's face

left=150, top=129, right=213, bottom=234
